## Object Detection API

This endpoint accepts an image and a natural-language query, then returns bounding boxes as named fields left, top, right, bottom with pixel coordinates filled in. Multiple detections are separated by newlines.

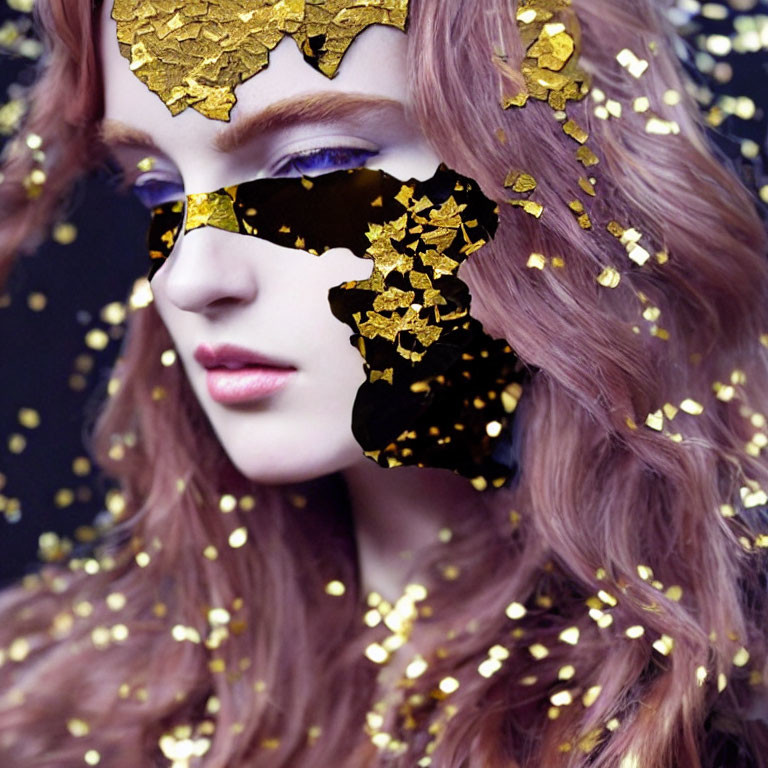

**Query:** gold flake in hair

left=112, top=0, right=409, bottom=120
left=508, top=0, right=590, bottom=111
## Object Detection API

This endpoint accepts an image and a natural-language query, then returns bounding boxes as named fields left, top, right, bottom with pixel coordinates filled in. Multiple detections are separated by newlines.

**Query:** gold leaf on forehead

left=112, top=0, right=409, bottom=120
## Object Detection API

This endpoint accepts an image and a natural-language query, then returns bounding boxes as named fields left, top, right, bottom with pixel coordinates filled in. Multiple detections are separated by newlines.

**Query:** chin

left=228, top=442, right=365, bottom=486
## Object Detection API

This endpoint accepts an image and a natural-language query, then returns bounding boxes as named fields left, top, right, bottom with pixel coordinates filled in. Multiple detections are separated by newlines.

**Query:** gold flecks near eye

left=112, top=0, right=410, bottom=120
left=509, top=0, right=590, bottom=111
left=137, top=156, right=156, bottom=172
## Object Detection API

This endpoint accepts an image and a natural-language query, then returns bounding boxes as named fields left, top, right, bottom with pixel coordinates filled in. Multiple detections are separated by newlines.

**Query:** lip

left=194, top=343, right=297, bottom=404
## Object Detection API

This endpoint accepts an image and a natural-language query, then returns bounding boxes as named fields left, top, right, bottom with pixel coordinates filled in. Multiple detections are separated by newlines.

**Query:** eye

left=273, top=146, right=379, bottom=177
left=132, top=178, right=185, bottom=209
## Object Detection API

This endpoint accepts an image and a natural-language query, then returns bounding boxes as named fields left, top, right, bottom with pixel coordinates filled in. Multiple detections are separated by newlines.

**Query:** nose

left=156, top=226, right=259, bottom=315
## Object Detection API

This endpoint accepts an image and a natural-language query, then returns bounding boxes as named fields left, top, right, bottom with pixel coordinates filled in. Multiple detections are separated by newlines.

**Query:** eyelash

left=120, top=145, right=380, bottom=210
left=271, top=145, right=379, bottom=176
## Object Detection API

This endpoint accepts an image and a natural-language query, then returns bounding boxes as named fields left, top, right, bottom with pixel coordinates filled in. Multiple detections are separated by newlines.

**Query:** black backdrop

left=0, top=1, right=766, bottom=586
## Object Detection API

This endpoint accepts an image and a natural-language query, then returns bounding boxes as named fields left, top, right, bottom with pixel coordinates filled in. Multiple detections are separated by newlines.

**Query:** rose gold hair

left=0, top=1, right=767, bottom=766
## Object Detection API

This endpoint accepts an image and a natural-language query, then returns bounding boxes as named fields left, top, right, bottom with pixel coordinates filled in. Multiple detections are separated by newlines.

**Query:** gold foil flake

left=527, top=253, right=547, bottom=270
left=576, top=145, right=600, bottom=167
left=558, top=626, right=580, bottom=645
left=508, top=199, right=544, bottom=218
left=84, top=751, right=101, bottom=766
left=578, top=176, right=596, bottom=196
left=562, top=119, right=588, bottom=144
left=438, top=676, right=460, bottom=694
left=504, top=170, right=538, bottom=192
left=113, top=0, right=410, bottom=120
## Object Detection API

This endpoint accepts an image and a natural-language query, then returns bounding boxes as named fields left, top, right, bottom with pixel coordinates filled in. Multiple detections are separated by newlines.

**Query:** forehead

left=99, top=1, right=412, bottom=161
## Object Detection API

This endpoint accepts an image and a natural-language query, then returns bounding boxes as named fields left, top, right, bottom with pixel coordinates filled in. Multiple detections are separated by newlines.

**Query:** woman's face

left=99, top=4, right=441, bottom=484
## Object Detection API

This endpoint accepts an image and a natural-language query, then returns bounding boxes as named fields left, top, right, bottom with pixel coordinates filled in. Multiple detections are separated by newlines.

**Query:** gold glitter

left=616, top=48, right=649, bottom=78
left=84, top=751, right=101, bottom=766
left=85, top=329, right=109, bottom=351
left=679, top=398, right=704, bottom=415
left=27, top=292, right=46, bottom=311
left=646, top=117, right=681, bottom=135
left=219, top=494, right=237, bottom=513
left=733, top=647, right=750, bottom=667
left=696, top=665, right=708, bottom=686
left=625, top=625, right=645, bottom=639
left=582, top=685, right=602, bottom=707
left=550, top=690, right=573, bottom=707
left=405, top=655, right=429, bottom=679
left=228, top=527, right=248, bottom=548
left=54, top=489, right=74, bottom=508
left=652, top=634, right=674, bottom=656
left=325, top=580, right=346, bottom=596
left=633, top=96, right=650, bottom=112
left=529, top=643, right=549, bottom=660
left=527, top=253, right=547, bottom=270
left=52, top=222, right=78, bottom=245
left=558, top=626, right=579, bottom=645
left=558, top=664, right=575, bottom=680
left=106, top=593, right=127, bottom=611
left=438, top=676, right=460, bottom=694
left=113, top=0, right=410, bottom=120
left=17, top=407, right=40, bottom=428
left=596, top=267, right=621, bottom=288
left=365, top=642, right=389, bottom=664
left=506, top=602, right=527, bottom=620
left=135, top=552, right=150, bottom=567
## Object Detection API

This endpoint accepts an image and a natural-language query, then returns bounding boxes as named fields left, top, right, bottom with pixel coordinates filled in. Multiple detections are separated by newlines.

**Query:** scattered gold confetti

left=596, top=267, right=621, bottom=288
left=325, top=580, right=346, bottom=597
left=228, top=527, right=248, bottom=549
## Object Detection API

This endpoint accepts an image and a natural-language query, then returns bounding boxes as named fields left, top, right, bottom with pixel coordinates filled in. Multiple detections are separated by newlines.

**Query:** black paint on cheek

left=145, top=165, right=528, bottom=489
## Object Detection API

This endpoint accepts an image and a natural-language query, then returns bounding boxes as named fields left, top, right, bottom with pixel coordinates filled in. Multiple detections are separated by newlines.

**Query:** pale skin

left=99, top=3, right=484, bottom=602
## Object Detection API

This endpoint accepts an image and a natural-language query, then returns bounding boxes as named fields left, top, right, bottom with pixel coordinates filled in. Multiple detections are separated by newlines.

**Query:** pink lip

left=194, top=344, right=296, bottom=405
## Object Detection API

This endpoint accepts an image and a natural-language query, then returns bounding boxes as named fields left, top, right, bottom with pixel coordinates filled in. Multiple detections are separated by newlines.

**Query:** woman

left=0, top=0, right=767, bottom=766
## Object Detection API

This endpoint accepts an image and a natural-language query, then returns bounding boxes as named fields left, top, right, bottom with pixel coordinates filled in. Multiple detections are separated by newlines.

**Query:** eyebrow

left=99, top=92, right=407, bottom=154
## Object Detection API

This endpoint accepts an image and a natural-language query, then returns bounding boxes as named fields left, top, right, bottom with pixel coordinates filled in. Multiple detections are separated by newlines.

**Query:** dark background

left=0, top=0, right=767, bottom=586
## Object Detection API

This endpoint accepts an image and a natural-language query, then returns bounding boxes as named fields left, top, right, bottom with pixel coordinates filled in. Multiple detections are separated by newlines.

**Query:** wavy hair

left=0, top=0, right=767, bottom=766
